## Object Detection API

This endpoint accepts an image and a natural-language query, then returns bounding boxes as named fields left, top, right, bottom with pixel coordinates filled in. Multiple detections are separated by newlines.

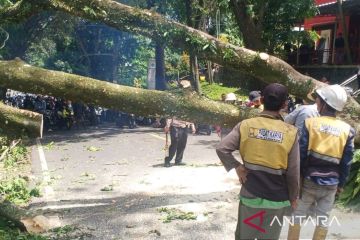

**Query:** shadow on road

left=40, top=124, right=163, bottom=145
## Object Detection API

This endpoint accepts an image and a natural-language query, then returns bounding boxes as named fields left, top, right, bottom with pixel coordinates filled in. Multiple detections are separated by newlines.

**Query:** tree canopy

left=0, top=0, right=359, bottom=143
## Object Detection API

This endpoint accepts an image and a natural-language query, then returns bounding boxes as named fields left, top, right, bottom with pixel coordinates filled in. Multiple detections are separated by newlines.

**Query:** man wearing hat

left=216, top=83, right=300, bottom=240
left=164, top=117, right=196, bottom=167
left=246, top=90, right=264, bottom=110
left=288, top=85, right=354, bottom=240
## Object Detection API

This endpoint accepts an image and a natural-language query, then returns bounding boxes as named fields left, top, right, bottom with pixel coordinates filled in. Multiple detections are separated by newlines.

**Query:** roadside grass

left=0, top=177, right=41, bottom=205
left=0, top=136, right=40, bottom=205
left=3, top=145, right=28, bottom=168
left=0, top=136, right=43, bottom=239
left=200, top=82, right=248, bottom=101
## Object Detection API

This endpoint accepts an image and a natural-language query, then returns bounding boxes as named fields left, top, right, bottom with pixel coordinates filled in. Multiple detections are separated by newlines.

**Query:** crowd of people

left=4, top=91, right=159, bottom=132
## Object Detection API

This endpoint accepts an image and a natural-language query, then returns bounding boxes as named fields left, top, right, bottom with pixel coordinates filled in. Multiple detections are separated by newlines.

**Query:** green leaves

left=86, top=146, right=102, bottom=152
left=202, top=43, right=209, bottom=50
left=338, top=150, right=360, bottom=210
left=3, top=145, right=27, bottom=168
left=0, top=0, right=12, bottom=8
left=44, top=141, right=55, bottom=150
left=157, top=207, right=197, bottom=223
left=83, top=6, right=97, bottom=17
left=0, top=177, right=40, bottom=205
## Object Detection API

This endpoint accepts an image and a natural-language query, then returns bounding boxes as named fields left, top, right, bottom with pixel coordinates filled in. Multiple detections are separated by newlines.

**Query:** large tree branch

left=0, top=0, right=44, bottom=23
left=228, top=0, right=265, bottom=51
left=2, top=0, right=356, bottom=107
left=0, top=101, right=43, bottom=138
left=1, top=59, right=359, bottom=144
left=0, top=59, right=258, bottom=127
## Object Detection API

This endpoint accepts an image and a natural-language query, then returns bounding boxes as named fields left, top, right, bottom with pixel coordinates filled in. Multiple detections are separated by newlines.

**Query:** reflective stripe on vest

left=239, top=117, right=297, bottom=175
left=305, top=116, right=350, bottom=163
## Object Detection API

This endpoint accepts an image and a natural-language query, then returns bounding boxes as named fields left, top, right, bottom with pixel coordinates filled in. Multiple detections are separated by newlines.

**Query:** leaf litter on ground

left=100, top=184, right=113, bottom=191
left=44, top=142, right=55, bottom=150
left=86, top=146, right=102, bottom=152
left=157, top=207, right=197, bottom=223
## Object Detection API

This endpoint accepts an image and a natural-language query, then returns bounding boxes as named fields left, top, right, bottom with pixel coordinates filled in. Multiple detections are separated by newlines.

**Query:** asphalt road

left=29, top=123, right=360, bottom=240
left=29, top=124, right=240, bottom=239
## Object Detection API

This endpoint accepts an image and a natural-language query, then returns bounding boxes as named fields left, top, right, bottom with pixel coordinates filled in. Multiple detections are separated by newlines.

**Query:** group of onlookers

left=216, top=82, right=354, bottom=240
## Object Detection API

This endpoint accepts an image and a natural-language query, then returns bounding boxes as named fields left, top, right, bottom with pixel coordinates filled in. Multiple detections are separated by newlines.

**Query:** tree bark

left=337, top=0, right=352, bottom=64
left=111, top=32, right=121, bottom=83
left=228, top=0, right=265, bottom=51
left=207, top=61, right=213, bottom=84
left=0, top=197, right=31, bottom=228
left=185, top=0, right=201, bottom=94
left=155, top=42, right=167, bottom=90
left=0, top=101, right=43, bottom=138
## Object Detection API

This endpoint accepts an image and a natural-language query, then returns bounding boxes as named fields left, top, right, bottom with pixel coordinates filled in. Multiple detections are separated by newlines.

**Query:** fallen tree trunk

left=0, top=197, right=31, bottom=228
left=0, top=197, right=52, bottom=233
left=0, top=101, right=42, bottom=138
left=0, top=59, right=258, bottom=129
left=1, top=59, right=359, bottom=144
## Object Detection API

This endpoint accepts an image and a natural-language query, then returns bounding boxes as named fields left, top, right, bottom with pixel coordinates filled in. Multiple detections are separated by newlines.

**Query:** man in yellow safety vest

left=288, top=84, right=355, bottom=240
left=216, top=83, right=300, bottom=239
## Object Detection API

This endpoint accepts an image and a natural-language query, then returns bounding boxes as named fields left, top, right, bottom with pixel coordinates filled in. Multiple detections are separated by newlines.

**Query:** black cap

left=262, top=83, right=288, bottom=105
left=249, top=91, right=261, bottom=102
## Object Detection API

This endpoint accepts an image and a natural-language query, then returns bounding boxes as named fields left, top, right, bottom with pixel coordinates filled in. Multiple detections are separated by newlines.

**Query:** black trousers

left=165, top=126, right=188, bottom=163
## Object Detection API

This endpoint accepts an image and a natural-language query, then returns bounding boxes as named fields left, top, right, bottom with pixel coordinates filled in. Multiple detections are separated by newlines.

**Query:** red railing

left=288, top=48, right=360, bottom=66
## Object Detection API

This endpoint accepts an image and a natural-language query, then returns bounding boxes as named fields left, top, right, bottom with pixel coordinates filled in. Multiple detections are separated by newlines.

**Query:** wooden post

left=337, top=0, right=352, bottom=64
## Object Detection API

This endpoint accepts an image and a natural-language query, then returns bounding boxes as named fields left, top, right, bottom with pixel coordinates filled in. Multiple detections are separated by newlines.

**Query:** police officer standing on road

left=288, top=85, right=354, bottom=240
left=216, top=83, right=300, bottom=240
left=164, top=117, right=195, bottom=167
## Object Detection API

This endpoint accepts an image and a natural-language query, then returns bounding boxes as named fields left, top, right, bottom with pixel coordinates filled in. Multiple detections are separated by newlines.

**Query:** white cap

left=225, top=93, right=237, bottom=101
left=316, top=84, right=348, bottom=111
left=179, top=80, right=191, bottom=88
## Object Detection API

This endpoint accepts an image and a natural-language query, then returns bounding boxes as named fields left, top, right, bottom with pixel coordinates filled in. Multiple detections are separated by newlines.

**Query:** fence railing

left=287, top=48, right=360, bottom=66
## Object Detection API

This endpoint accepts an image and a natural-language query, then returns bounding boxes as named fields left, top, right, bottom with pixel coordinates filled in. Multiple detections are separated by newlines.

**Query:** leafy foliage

left=4, top=145, right=27, bottom=168
left=262, top=0, right=316, bottom=51
left=228, top=0, right=316, bottom=53
left=0, top=177, right=40, bottom=205
left=0, top=0, right=12, bottom=8
left=338, top=150, right=360, bottom=211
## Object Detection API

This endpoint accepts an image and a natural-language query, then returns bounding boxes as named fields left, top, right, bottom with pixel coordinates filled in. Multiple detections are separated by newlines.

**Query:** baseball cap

left=249, top=91, right=261, bottom=102
left=262, top=83, right=288, bottom=105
